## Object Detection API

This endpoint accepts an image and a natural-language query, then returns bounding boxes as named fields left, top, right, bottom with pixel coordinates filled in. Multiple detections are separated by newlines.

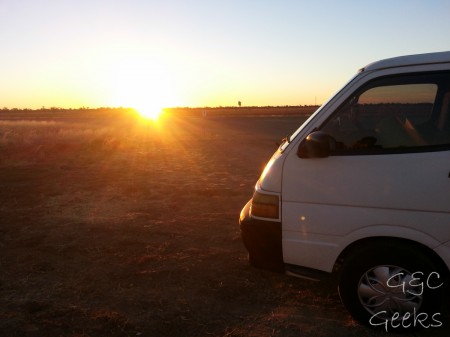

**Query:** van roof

left=362, top=51, right=450, bottom=72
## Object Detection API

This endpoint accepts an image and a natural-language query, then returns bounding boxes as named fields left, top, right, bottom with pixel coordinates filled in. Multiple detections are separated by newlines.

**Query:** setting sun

left=135, top=105, right=164, bottom=120
left=98, top=54, right=179, bottom=119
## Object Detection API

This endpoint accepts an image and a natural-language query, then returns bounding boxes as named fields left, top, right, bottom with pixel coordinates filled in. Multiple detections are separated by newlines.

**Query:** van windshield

left=282, top=73, right=360, bottom=152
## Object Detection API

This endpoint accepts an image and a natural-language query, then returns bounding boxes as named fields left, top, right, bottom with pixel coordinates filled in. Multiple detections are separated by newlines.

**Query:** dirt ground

left=0, top=112, right=448, bottom=337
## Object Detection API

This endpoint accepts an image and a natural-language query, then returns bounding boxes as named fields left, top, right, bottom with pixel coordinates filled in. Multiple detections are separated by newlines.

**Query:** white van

left=239, top=51, right=450, bottom=330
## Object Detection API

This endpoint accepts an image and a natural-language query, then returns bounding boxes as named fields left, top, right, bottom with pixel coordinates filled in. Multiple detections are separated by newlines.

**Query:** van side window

left=320, top=74, right=450, bottom=154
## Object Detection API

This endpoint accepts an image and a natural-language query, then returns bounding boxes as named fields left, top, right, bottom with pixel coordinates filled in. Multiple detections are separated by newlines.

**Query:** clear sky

left=1, top=0, right=450, bottom=110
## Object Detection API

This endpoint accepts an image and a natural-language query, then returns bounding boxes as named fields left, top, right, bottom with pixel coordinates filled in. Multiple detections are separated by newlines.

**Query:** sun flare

left=101, top=55, right=180, bottom=121
left=135, top=105, right=164, bottom=120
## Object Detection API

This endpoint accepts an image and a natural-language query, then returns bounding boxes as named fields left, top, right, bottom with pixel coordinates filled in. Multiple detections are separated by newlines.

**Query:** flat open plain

left=0, top=110, right=448, bottom=336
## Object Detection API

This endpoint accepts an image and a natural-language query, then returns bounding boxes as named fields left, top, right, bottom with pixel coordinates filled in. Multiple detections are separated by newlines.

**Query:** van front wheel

left=338, top=243, right=444, bottom=330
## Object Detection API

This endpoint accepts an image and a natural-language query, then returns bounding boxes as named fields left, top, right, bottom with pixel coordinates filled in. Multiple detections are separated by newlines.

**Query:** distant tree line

left=0, top=105, right=320, bottom=117
left=163, top=105, right=319, bottom=117
left=0, top=106, right=134, bottom=113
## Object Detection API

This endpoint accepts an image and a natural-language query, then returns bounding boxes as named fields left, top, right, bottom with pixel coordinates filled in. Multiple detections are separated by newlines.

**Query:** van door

left=282, top=72, right=450, bottom=271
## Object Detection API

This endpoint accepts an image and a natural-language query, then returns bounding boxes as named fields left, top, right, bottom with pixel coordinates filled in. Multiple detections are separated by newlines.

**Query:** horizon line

left=0, top=105, right=321, bottom=111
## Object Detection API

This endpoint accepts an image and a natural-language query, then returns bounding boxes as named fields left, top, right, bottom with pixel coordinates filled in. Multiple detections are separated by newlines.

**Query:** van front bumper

left=239, top=199, right=284, bottom=272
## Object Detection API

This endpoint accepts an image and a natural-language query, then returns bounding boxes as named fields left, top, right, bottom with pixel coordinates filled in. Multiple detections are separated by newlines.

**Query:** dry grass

left=0, top=111, right=448, bottom=337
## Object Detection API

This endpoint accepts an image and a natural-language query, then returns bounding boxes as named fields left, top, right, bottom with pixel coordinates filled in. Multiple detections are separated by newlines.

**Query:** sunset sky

left=1, top=0, right=449, bottom=110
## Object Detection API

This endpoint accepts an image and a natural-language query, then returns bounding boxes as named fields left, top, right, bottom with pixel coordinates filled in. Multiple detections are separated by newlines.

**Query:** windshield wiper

left=276, top=136, right=290, bottom=148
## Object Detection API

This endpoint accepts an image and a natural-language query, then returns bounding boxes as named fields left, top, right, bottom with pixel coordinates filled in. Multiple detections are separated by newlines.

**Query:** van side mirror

left=298, top=131, right=335, bottom=158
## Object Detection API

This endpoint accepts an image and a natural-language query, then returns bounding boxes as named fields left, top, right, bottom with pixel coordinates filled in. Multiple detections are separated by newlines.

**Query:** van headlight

left=250, top=191, right=280, bottom=220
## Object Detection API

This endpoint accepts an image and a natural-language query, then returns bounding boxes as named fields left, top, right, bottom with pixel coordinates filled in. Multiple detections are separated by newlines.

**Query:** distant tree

left=238, top=101, right=242, bottom=107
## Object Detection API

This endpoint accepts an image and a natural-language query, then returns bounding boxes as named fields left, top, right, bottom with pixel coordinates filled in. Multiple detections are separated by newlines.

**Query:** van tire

left=338, top=242, right=445, bottom=330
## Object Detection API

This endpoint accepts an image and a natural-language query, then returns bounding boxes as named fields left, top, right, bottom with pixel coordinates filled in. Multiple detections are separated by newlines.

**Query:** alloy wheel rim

left=357, top=265, right=423, bottom=319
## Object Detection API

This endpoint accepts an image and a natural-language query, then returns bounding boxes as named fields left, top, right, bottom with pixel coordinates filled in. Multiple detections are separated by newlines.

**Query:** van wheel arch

left=334, top=237, right=449, bottom=277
